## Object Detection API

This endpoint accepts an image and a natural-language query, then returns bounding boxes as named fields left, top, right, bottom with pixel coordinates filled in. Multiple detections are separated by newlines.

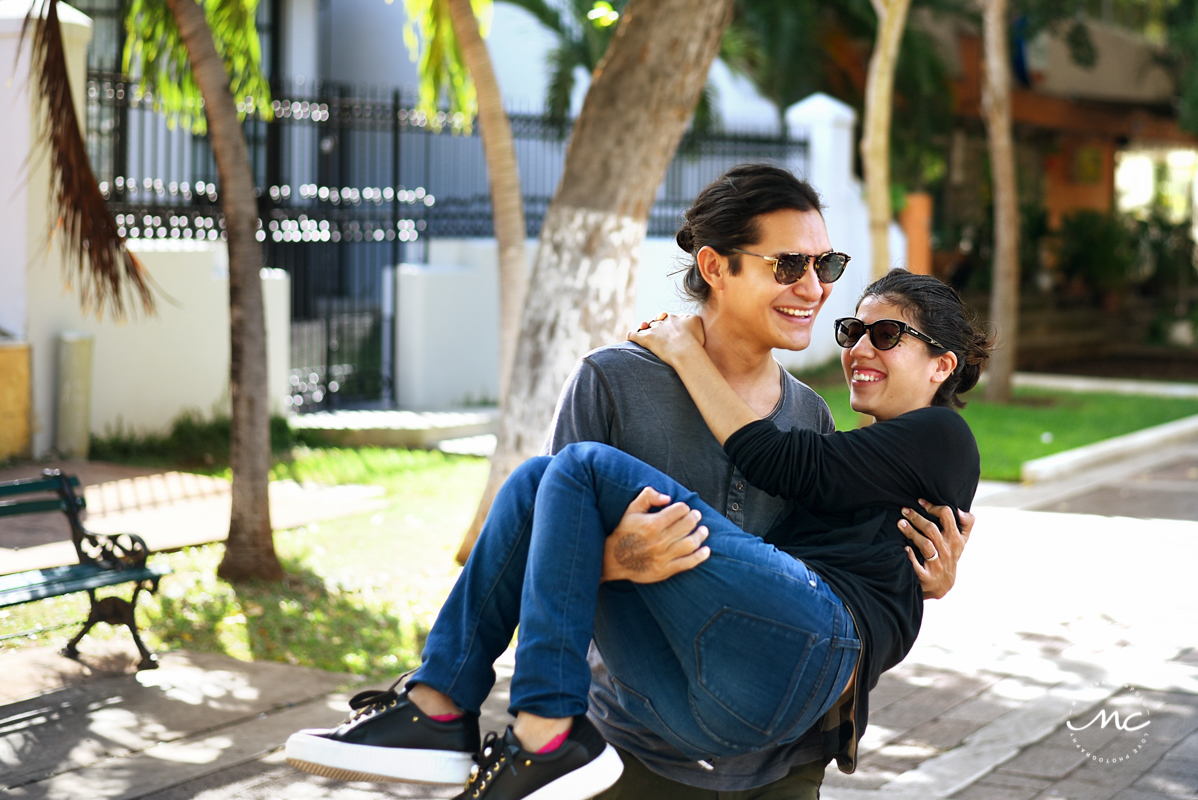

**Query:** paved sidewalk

left=3, top=434, right=1198, bottom=798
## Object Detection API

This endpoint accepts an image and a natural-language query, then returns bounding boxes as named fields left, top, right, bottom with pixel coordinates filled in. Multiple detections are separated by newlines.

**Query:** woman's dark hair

left=859, top=269, right=995, bottom=409
left=676, top=164, right=823, bottom=304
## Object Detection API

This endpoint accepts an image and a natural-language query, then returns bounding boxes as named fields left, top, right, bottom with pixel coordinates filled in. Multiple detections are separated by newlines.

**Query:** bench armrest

left=44, top=470, right=153, bottom=569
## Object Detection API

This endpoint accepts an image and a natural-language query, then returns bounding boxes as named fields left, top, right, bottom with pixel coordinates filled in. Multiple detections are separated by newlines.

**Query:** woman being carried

left=286, top=268, right=992, bottom=800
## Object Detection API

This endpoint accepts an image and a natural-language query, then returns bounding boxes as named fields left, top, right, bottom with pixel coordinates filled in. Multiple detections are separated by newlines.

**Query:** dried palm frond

left=22, top=0, right=153, bottom=319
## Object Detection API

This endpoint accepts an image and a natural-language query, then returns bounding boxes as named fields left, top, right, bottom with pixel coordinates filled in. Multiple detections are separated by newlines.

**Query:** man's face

left=716, top=208, right=834, bottom=353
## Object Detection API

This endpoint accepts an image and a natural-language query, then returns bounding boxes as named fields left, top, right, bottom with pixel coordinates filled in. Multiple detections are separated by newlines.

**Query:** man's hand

left=899, top=499, right=974, bottom=600
left=602, top=486, right=710, bottom=583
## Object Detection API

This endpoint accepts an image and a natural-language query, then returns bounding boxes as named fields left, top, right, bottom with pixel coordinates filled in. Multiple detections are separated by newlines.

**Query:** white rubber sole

left=284, top=729, right=473, bottom=785
left=523, top=743, right=625, bottom=800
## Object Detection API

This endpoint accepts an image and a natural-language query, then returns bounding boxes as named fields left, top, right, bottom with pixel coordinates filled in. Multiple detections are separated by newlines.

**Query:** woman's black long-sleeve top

left=723, top=405, right=979, bottom=770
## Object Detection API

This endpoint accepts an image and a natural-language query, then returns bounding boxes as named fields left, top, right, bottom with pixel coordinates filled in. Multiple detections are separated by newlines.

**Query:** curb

left=1020, top=413, right=1198, bottom=483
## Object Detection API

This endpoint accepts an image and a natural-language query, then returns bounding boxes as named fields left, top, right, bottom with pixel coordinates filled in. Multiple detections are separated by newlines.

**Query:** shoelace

left=343, top=670, right=413, bottom=723
left=463, top=731, right=511, bottom=798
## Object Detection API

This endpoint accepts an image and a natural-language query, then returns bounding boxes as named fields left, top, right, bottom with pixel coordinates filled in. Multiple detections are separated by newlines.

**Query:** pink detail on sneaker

left=536, top=729, right=570, bottom=754
left=428, top=712, right=464, bottom=722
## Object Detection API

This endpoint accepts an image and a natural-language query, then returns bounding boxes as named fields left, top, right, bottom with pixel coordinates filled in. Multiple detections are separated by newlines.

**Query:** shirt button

left=736, top=481, right=745, bottom=490
left=731, top=502, right=740, bottom=511
left=809, top=579, right=817, bottom=587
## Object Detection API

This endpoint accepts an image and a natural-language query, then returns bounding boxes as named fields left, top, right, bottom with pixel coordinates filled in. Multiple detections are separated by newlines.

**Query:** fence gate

left=87, top=64, right=809, bottom=414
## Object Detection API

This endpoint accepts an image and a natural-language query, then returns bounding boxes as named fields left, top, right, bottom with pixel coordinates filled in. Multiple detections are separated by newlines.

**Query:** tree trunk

left=456, top=0, right=736, bottom=562
left=164, top=0, right=281, bottom=581
left=861, top=0, right=913, bottom=279
left=443, top=0, right=526, bottom=403
left=981, top=0, right=1019, bottom=403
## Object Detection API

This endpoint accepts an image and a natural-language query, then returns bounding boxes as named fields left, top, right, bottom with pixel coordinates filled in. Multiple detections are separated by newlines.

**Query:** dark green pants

left=593, top=747, right=824, bottom=800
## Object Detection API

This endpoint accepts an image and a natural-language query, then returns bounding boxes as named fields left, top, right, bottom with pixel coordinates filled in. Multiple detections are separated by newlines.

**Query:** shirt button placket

left=727, top=472, right=747, bottom=526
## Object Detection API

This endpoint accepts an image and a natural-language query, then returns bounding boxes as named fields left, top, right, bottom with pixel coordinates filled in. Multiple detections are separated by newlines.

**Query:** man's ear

left=931, top=350, right=958, bottom=386
left=696, top=246, right=727, bottom=293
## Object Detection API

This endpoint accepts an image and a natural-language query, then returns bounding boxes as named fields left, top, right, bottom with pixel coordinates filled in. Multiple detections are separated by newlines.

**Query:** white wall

left=24, top=241, right=291, bottom=453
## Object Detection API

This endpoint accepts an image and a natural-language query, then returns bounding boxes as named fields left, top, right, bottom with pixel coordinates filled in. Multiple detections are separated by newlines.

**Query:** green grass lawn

left=810, top=384, right=1198, bottom=482
left=0, top=447, right=489, bottom=680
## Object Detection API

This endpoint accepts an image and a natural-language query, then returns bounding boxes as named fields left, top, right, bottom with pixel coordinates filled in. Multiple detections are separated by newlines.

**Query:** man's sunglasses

left=729, top=248, right=851, bottom=285
left=834, top=317, right=944, bottom=351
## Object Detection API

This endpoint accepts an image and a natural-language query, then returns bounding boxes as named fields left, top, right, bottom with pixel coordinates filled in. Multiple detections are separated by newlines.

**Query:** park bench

left=0, top=469, right=171, bottom=669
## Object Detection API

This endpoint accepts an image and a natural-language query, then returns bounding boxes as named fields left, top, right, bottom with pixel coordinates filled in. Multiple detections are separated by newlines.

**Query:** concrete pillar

left=56, top=331, right=93, bottom=459
left=899, top=191, right=933, bottom=275
left=0, top=340, right=32, bottom=460
left=781, top=93, right=877, bottom=372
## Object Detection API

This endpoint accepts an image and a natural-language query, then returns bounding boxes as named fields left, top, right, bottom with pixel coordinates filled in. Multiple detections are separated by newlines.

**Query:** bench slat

left=0, top=563, right=172, bottom=608
left=0, top=475, right=81, bottom=499
left=0, top=498, right=70, bottom=518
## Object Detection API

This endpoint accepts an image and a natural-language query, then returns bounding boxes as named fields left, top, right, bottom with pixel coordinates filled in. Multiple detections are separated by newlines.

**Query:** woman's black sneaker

left=286, top=678, right=479, bottom=784
left=455, top=715, right=623, bottom=800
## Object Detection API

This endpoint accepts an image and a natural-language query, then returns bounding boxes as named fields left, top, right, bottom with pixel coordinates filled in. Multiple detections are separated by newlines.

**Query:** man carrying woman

left=286, top=164, right=980, bottom=800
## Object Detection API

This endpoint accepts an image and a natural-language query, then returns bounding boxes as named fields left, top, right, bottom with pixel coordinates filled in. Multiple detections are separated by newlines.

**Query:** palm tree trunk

left=457, top=0, right=735, bottom=562
left=862, top=0, right=913, bottom=279
left=163, top=0, right=281, bottom=581
left=981, top=0, right=1019, bottom=403
left=443, top=0, right=526, bottom=403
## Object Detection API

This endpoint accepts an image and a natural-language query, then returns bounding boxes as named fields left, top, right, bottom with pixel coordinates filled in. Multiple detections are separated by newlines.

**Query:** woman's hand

left=628, top=312, right=706, bottom=368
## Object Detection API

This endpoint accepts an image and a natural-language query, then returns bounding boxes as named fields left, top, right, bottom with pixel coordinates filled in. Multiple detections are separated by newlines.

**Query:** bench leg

left=63, top=586, right=160, bottom=670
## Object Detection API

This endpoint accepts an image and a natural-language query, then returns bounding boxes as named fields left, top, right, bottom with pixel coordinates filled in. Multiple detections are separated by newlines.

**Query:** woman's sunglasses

left=835, top=317, right=944, bottom=351
left=729, top=249, right=851, bottom=285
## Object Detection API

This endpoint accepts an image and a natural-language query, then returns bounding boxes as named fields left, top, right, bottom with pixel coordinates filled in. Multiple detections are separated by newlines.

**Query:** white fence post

left=780, top=93, right=904, bottom=374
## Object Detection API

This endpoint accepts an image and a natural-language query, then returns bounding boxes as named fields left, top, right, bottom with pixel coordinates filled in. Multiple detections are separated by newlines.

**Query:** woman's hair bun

left=676, top=227, right=695, bottom=253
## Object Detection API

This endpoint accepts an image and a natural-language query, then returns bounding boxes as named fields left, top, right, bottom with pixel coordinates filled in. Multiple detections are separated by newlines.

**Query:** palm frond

left=123, top=0, right=272, bottom=133
left=545, top=41, right=579, bottom=124
left=691, top=80, right=722, bottom=136
left=22, top=0, right=152, bottom=319
left=495, top=0, right=569, bottom=38
left=719, top=18, right=760, bottom=80
left=404, top=0, right=496, bottom=130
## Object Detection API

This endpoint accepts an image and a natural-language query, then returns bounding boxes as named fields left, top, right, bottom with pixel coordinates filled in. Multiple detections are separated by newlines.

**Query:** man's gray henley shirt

left=544, top=342, right=836, bottom=791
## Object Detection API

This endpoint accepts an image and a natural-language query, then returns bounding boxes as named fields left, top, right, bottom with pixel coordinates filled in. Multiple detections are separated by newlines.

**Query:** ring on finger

left=925, top=550, right=939, bottom=562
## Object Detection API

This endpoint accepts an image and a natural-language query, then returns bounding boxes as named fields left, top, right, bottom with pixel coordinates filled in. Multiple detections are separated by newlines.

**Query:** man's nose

left=791, top=259, right=823, bottom=299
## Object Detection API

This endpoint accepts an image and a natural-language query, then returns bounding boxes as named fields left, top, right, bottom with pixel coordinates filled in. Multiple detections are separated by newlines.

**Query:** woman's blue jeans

left=410, top=442, right=861, bottom=759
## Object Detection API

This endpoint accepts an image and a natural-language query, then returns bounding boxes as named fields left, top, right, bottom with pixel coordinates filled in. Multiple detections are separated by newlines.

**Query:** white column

left=786, top=92, right=857, bottom=203
left=778, top=93, right=874, bottom=373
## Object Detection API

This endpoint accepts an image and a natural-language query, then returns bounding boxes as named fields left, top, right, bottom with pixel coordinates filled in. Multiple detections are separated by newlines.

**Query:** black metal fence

left=85, top=73, right=809, bottom=411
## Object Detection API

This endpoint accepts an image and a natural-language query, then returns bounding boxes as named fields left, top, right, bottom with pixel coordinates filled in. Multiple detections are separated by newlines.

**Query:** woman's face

left=840, top=296, right=952, bottom=422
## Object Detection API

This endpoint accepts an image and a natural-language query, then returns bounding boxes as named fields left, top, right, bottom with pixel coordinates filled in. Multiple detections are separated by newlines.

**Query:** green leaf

left=123, top=0, right=272, bottom=134
left=403, top=0, right=495, bottom=132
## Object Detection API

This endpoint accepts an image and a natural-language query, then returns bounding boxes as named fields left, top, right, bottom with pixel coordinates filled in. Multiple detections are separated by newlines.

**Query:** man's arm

left=547, top=353, right=709, bottom=583
left=899, top=501, right=975, bottom=599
